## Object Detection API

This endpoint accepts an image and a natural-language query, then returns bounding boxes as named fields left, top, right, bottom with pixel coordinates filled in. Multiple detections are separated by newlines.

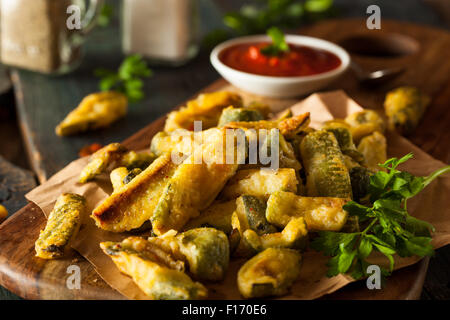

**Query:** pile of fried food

left=35, top=87, right=429, bottom=299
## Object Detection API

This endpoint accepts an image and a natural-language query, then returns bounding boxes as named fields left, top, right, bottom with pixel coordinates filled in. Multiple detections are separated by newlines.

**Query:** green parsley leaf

left=326, top=254, right=340, bottom=277
left=423, top=165, right=450, bottom=188
left=337, top=243, right=357, bottom=273
left=372, top=243, right=395, bottom=271
left=405, top=237, right=434, bottom=257
left=260, top=27, right=290, bottom=56
left=94, top=55, right=152, bottom=103
left=405, top=215, right=434, bottom=237
left=378, top=153, right=413, bottom=171
left=312, top=153, right=449, bottom=281
left=358, top=237, right=373, bottom=260
left=310, top=231, right=357, bottom=256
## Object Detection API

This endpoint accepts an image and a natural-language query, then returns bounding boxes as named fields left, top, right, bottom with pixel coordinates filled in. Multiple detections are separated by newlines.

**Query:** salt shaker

left=121, top=0, right=200, bottom=66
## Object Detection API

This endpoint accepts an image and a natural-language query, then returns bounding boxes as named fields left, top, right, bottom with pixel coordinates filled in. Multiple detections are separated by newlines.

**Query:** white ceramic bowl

left=210, top=35, right=350, bottom=98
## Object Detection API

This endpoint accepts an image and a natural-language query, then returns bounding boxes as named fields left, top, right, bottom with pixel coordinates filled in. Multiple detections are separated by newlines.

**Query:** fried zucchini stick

left=101, top=237, right=207, bottom=300
left=35, top=193, right=86, bottom=259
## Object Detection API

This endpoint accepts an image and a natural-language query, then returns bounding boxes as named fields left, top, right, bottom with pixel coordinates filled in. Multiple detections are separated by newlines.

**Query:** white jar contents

left=122, top=0, right=199, bottom=64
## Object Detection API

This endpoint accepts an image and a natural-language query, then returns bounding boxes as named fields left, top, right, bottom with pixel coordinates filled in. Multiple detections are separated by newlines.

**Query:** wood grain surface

left=1, top=18, right=449, bottom=300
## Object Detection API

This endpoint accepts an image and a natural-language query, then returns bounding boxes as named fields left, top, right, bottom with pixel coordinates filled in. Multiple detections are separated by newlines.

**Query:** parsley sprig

left=94, top=55, right=152, bottom=103
left=260, top=27, right=290, bottom=56
left=311, top=153, right=450, bottom=280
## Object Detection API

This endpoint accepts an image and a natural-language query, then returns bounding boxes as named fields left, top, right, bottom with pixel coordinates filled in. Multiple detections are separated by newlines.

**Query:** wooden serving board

left=1, top=19, right=449, bottom=300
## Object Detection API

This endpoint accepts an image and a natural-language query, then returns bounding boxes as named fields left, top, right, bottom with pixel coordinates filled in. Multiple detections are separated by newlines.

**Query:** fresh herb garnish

left=311, top=153, right=450, bottom=280
left=260, top=27, right=290, bottom=56
left=94, top=55, right=152, bottom=103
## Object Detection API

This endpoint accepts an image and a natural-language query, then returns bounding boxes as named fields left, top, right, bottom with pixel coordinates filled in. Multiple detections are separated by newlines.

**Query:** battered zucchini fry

left=300, top=130, right=352, bottom=198
left=120, top=151, right=155, bottom=170
left=234, top=195, right=277, bottom=235
left=150, top=130, right=193, bottom=156
left=164, top=91, right=243, bottom=131
left=324, top=126, right=364, bottom=164
left=384, top=86, right=430, bottom=135
left=150, top=129, right=243, bottom=235
left=345, top=110, right=385, bottom=143
left=92, top=153, right=178, bottom=232
left=266, top=191, right=348, bottom=231
left=110, top=167, right=130, bottom=191
left=100, top=237, right=207, bottom=300
left=184, top=200, right=236, bottom=234
left=146, top=228, right=230, bottom=282
left=79, top=143, right=154, bottom=183
left=35, top=193, right=86, bottom=259
left=110, top=167, right=143, bottom=192
left=231, top=195, right=277, bottom=257
left=123, top=168, right=143, bottom=184
left=221, top=168, right=298, bottom=200
left=79, top=143, right=128, bottom=183
left=277, top=112, right=311, bottom=139
left=176, top=228, right=230, bottom=281
left=247, top=128, right=302, bottom=171
left=150, top=128, right=225, bottom=157
left=322, top=119, right=351, bottom=130
left=357, top=131, right=387, bottom=172
left=237, top=248, right=302, bottom=299
left=56, top=91, right=128, bottom=136
left=273, top=132, right=302, bottom=171
left=243, top=217, right=308, bottom=253
left=224, top=112, right=310, bottom=139
left=218, top=106, right=264, bottom=127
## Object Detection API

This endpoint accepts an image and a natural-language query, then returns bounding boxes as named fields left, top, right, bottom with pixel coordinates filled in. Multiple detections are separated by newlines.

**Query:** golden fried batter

left=92, top=153, right=178, bottom=232
left=79, top=143, right=128, bottom=183
left=79, top=143, right=154, bottom=183
left=164, top=91, right=243, bottom=131
left=35, top=193, right=86, bottom=259
left=56, top=91, right=128, bottom=136
left=151, top=129, right=243, bottom=235
left=101, top=237, right=207, bottom=300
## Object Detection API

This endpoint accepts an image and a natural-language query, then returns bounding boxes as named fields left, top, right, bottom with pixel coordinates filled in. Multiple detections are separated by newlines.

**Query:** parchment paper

left=25, top=90, right=450, bottom=300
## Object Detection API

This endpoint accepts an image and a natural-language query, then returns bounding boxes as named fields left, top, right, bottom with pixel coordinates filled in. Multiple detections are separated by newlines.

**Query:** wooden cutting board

left=1, top=18, right=449, bottom=300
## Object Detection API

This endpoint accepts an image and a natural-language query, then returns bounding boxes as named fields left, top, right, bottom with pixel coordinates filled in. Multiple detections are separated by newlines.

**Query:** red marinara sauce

left=219, top=42, right=341, bottom=77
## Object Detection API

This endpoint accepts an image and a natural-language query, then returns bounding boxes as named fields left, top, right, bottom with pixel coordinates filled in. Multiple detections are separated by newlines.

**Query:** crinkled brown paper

left=26, top=90, right=450, bottom=300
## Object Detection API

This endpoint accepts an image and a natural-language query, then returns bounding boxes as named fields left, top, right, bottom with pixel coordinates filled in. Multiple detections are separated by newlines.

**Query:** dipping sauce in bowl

left=210, top=34, right=350, bottom=97
left=219, top=42, right=342, bottom=77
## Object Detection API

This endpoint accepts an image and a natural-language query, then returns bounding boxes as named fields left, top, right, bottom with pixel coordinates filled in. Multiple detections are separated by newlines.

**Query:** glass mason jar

left=0, top=0, right=104, bottom=74
left=121, top=0, right=200, bottom=66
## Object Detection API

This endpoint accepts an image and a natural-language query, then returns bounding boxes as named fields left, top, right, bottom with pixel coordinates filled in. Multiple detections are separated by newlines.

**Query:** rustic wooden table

left=0, top=0, right=449, bottom=300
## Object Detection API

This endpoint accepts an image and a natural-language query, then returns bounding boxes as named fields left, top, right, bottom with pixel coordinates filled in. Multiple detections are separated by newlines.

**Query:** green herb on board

left=94, top=55, right=152, bottom=103
left=311, top=153, right=450, bottom=281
